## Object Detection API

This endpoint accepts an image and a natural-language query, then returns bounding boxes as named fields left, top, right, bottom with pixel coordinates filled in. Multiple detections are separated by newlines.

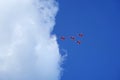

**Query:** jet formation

left=60, top=33, right=84, bottom=45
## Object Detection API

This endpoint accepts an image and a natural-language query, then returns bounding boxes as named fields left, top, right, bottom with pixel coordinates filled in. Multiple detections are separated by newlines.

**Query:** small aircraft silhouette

left=60, top=36, right=65, bottom=40
left=70, top=36, right=75, bottom=40
left=79, top=33, right=83, bottom=38
left=76, top=40, right=81, bottom=44
left=60, top=33, right=84, bottom=45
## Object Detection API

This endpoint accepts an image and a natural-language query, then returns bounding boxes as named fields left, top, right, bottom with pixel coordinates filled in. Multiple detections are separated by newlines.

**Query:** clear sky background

left=53, top=0, right=120, bottom=80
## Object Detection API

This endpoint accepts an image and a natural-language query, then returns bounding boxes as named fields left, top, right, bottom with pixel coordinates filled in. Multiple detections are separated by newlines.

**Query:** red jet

left=70, top=36, right=75, bottom=40
left=60, top=36, right=65, bottom=40
left=76, top=40, right=81, bottom=44
left=79, top=33, right=83, bottom=38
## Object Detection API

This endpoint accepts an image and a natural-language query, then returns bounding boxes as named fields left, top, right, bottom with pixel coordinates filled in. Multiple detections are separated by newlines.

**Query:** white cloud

left=0, top=0, right=62, bottom=80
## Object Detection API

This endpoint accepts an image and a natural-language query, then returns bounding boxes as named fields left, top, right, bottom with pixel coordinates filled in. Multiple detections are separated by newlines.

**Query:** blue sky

left=53, top=0, right=120, bottom=80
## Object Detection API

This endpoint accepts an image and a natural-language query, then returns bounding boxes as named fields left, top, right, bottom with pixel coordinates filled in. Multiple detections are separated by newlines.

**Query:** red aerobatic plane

left=70, top=36, right=75, bottom=40
left=76, top=40, right=81, bottom=44
left=79, top=33, right=83, bottom=38
left=60, top=36, right=65, bottom=40
left=60, top=33, right=84, bottom=45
